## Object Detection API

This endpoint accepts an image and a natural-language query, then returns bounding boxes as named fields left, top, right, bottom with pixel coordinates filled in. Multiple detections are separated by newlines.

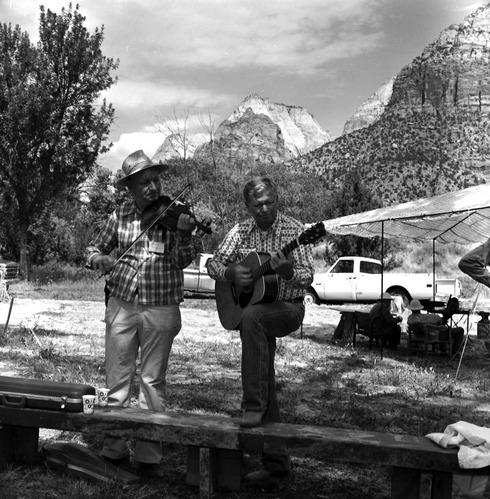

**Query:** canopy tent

left=322, top=184, right=490, bottom=245
left=320, top=184, right=490, bottom=372
left=320, top=183, right=490, bottom=304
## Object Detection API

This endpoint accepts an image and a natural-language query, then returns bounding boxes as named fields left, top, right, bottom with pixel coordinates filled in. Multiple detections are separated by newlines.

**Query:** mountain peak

left=289, top=2, right=490, bottom=205
left=226, top=94, right=332, bottom=156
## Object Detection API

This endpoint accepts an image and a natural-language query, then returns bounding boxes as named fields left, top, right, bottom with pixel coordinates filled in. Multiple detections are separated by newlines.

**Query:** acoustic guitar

left=215, top=222, right=326, bottom=330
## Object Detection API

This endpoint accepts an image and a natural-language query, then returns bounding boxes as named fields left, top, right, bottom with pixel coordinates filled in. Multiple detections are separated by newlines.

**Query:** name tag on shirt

left=148, top=241, right=166, bottom=254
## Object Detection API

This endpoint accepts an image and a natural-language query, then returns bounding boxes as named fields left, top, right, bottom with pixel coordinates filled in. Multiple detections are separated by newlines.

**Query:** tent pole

left=381, top=221, right=384, bottom=298
left=433, top=239, right=436, bottom=303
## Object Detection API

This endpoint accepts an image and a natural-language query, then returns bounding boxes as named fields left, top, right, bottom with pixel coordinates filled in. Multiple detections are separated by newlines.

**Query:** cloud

left=104, top=78, right=234, bottom=113
left=100, top=119, right=211, bottom=173
left=99, top=130, right=164, bottom=172
left=87, top=0, right=390, bottom=75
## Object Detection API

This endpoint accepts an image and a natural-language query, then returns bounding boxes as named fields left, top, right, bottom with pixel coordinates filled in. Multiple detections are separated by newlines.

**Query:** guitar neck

left=253, top=238, right=299, bottom=280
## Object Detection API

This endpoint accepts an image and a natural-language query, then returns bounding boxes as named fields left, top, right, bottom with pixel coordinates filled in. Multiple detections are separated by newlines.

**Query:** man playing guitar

left=207, top=176, right=317, bottom=490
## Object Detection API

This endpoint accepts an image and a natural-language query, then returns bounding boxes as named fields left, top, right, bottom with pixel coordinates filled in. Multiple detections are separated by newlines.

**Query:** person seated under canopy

left=407, top=299, right=464, bottom=355
left=369, top=292, right=403, bottom=349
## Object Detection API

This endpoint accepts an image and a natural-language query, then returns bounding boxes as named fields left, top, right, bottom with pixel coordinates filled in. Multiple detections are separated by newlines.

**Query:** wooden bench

left=0, top=405, right=483, bottom=498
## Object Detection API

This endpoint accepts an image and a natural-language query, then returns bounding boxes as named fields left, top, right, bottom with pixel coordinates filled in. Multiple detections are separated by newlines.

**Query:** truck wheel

left=304, top=290, right=319, bottom=306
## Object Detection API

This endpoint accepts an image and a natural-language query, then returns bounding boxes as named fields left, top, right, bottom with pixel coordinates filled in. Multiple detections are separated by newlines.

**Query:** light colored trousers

left=101, top=295, right=181, bottom=463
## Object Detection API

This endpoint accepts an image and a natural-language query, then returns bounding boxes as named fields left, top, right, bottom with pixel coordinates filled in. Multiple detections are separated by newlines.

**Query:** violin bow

left=112, top=183, right=192, bottom=267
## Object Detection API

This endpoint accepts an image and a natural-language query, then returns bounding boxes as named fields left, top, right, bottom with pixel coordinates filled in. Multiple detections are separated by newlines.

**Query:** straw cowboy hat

left=408, top=299, right=424, bottom=311
left=117, top=150, right=168, bottom=187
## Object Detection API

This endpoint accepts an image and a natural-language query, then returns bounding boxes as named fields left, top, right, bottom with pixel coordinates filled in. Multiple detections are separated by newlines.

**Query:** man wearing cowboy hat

left=369, top=292, right=403, bottom=349
left=86, top=150, right=196, bottom=477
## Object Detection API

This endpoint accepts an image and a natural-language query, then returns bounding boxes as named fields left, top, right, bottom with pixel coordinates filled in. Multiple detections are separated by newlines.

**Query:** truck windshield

left=359, top=261, right=381, bottom=274
left=331, top=260, right=354, bottom=273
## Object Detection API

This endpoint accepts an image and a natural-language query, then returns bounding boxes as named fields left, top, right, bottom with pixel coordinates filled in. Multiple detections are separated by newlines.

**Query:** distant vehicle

left=183, top=253, right=215, bottom=296
left=305, top=256, right=461, bottom=307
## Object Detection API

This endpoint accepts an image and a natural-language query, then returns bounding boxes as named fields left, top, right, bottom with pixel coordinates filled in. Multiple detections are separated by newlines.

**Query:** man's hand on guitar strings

left=225, top=263, right=253, bottom=289
left=270, top=251, right=294, bottom=280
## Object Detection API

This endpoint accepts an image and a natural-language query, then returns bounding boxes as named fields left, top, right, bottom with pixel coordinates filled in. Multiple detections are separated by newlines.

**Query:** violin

left=141, top=195, right=212, bottom=236
left=111, top=184, right=211, bottom=269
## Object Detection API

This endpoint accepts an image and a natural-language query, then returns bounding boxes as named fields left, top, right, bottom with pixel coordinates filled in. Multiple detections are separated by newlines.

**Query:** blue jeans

left=101, top=296, right=181, bottom=463
left=240, top=300, right=305, bottom=474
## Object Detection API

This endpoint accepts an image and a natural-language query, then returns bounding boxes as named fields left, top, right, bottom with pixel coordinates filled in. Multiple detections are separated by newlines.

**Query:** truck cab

left=183, top=253, right=215, bottom=295
left=315, top=257, right=386, bottom=302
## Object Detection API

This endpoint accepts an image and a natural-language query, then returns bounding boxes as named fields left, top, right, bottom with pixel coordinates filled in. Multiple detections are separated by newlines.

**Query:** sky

left=1, top=0, right=486, bottom=173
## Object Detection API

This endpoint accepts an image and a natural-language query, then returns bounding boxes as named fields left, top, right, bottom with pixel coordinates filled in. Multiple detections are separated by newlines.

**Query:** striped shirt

left=206, top=212, right=314, bottom=302
left=86, top=199, right=196, bottom=305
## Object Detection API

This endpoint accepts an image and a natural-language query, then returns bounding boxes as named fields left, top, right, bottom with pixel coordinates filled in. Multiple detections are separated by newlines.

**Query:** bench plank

left=0, top=406, right=459, bottom=472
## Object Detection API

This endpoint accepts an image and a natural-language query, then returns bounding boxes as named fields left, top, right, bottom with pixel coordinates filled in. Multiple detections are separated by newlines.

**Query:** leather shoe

left=239, top=411, right=264, bottom=428
left=245, top=469, right=289, bottom=490
left=132, top=461, right=165, bottom=478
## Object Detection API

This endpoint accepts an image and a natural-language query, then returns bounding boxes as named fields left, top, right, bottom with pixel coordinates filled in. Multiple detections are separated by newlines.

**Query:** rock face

left=343, top=6, right=490, bottom=135
left=342, top=78, right=395, bottom=135
left=152, top=133, right=204, bottom=163
left=289, top=4, right=490, bottom=206
left=208, top=107, right=288, bottom=164
left=228, top=94, right=332, bottom=155
left=194, top=94, right=331, bottom=169
left=392, top=7, right=490, bottom=112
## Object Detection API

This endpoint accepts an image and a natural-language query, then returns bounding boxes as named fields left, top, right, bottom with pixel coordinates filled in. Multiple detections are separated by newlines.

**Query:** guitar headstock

left=299, top=222, right=326, bottom=246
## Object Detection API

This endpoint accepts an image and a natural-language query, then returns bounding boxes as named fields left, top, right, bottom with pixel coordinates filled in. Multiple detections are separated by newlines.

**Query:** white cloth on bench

left=426, top=420, right=490, bottom=469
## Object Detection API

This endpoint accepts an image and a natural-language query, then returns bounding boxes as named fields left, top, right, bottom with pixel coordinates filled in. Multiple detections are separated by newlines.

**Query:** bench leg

left=431, top=471, right=452, bottom=499
left=199, top=447, right=217, bottom=499
left=391, top=467, right=421, bottom=499
left=0, top=424, right=39, bottom=468
left=391, top=468, right=452, bottom=499
left=187, top=446, right=242, bottom=495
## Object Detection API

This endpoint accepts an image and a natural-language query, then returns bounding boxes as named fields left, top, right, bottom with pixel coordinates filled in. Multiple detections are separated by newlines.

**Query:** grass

left=2, top=274, right=490, bottom=497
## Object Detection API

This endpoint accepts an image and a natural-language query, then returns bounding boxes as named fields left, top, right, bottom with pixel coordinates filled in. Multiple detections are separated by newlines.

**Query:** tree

left=154, top=108, right=192, bottom=165
left=0, top=4, right=118, bottom=278
left=198, top=110, right=218, bottom=174
left=324, top=166, right=400, bottom=267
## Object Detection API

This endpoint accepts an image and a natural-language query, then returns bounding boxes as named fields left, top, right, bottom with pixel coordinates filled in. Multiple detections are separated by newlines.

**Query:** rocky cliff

left=289, top=4, right=490, bottom=206
left=194, top=94, right=331, bottom=169
left=152, top=133, right=205, bottom=163
left=342, top=78, right=395, bottom=135
left=228, top=94, right=332, bottom=155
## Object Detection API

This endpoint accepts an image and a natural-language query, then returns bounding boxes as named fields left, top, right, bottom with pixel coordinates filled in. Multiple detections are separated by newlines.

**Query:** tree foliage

left=0, top=4, right=118, bottom=276
left=323, top=166, right=400, bottom=268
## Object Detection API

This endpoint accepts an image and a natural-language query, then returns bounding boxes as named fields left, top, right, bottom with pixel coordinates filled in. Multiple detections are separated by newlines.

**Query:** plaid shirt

left=206, top=212, right=314, bottom=301
left=86, top=199, right=196, bottom=305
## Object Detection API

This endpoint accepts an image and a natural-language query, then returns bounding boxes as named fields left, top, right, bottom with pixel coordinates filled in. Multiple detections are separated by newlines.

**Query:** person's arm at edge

left=458, top=239, right=490, bottom=288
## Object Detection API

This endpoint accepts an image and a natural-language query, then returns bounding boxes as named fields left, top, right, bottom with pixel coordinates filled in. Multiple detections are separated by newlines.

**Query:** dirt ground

left=0, top=294, right=483, bottom=345
left=0, top=295, right=485, bottom=375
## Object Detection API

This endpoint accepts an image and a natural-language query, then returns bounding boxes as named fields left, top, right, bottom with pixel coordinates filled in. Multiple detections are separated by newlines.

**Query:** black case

left=43, top=442, right=140, bottom=484
left=0, top=376, right=95, bottom=412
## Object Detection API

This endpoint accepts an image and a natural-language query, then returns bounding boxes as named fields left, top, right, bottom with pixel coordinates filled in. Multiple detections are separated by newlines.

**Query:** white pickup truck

left=305, top=256, right=461, bottom=307
left=183, top=253, right=215, bottom=295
